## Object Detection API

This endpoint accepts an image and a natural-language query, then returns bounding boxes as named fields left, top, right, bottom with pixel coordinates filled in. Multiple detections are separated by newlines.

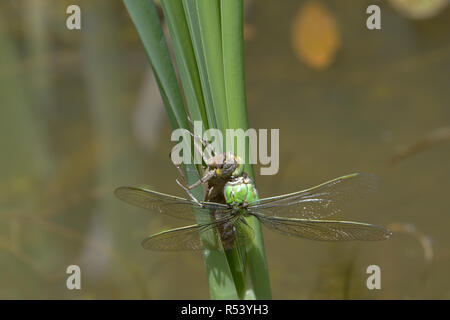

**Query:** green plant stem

left=221, top=0, right=272, bottom=299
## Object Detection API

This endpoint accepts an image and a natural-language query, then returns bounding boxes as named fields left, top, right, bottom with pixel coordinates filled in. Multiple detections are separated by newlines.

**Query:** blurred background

left=0, top=0, right=449, bottom=299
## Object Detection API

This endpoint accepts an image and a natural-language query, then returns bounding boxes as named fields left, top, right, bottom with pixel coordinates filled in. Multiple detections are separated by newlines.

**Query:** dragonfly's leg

left=176, top=178, right=202, bottom=205
left=175, top=170, right=215, bottom=198
left=185, top=177, right=204, bottom=190
left=186, top=116, right=216, bottom=162
left=187, top=115, right=208, bottom=148
left=186, top=116, right=217, bottom=161
left=192, top=139, right=211, bottom=165
left=185, top=120, right=216, bottom=160
left=169, top=150, right=188, bottom=182
left=186, top=114, right=195, bottom=128
left=186, top=116, right=204, bottom=142
left=188, top=130, right=210, bottom=149
left=181, top=169, right=213, bottom=190
left=169, top=149, right=206, bottom=187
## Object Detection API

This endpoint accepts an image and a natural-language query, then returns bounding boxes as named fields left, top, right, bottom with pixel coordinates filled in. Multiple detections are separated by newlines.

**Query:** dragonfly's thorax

left=224, top=173, right=258, bottom=212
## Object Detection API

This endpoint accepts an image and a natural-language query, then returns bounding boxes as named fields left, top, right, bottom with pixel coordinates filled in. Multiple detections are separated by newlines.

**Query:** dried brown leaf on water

left=388, top=127, right=450, bottom=166
left=291, top=0, right=341, bottom=70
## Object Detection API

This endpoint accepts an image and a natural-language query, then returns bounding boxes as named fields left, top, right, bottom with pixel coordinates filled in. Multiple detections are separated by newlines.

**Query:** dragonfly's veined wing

left=114, top=186, right=229, bottom=222
left=141, top=216, right=254, bottom=251
left=247, top=173, right=379, bottom=219
left=251, top=212, right=392, bottom=241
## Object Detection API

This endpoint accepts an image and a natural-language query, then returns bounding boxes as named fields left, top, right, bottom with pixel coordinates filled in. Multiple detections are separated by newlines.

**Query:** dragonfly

left=172, top=130, right=244, bottom=203
left=114, top=172, right=393, bottom=251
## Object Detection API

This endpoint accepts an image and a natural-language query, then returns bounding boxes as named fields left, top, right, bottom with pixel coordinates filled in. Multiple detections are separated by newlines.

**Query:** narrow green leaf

left=123, top=0, right=187, bottom=129
left=195, top=0, right=229, bottom=133
left=160, top=0, right=208, bottom=129
left=182, top=0, right=217, bottom=129
left=221, top=0, right=272, bottom=299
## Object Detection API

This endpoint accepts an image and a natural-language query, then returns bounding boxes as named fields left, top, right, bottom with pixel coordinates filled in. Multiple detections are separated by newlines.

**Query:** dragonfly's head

left=207, top=152, right=244, bottom=179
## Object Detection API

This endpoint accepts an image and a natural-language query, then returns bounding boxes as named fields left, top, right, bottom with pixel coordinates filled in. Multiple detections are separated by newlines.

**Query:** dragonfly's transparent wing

left=253, top=213, right=392, bottom=241
left=235, top=218, right=255, bottom=245
left=142, top=216, right=255, bottom=251
left=115, top=186, right=229, bottom=222
left=221, top=217, right=255, bottom=250
left=248, top=173, right=379, bottom=219
left=142, top=219, right=226, bottom=251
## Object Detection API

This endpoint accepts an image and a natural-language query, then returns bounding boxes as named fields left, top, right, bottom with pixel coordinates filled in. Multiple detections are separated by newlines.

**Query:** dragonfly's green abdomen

left=224, top=174, right=259, bottom=211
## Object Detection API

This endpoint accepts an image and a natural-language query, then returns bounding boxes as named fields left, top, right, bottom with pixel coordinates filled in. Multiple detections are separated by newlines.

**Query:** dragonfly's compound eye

left=221, top=163, right=235, bottom=176
left=231, top=156, right=244, bottom=177
left=221, top=154, right=240, bottom=177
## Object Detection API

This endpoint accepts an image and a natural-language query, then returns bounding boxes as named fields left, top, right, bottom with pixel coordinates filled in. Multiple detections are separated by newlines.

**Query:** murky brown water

left=0, top=0, right=449, bottom=299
